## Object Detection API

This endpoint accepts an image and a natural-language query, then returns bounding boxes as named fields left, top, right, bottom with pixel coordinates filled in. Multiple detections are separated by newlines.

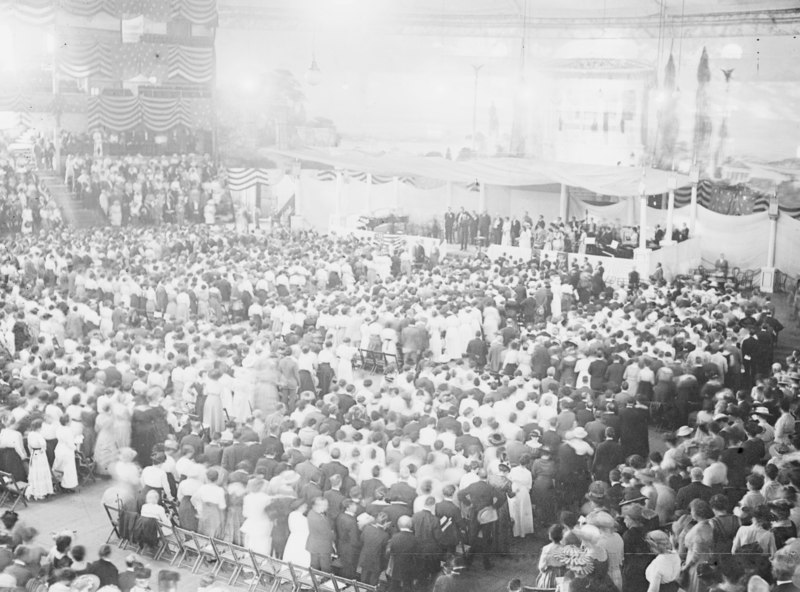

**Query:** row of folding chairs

left=358, top=349, right=398, bottom=374
left=104, top=504, right=377, bottom=592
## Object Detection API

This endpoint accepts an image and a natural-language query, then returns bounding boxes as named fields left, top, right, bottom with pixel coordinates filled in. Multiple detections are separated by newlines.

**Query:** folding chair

left=309, top=568, right=349, bottom=592
left=382, top=353, right=397, bottom=372
left=351, top=581, right=377, bottom=592
left=287, top=562, right=314, bottom=591
left=75, top=451, right=96, bottom=487
left=154, top=524, right=182, bottom=564
left=359, top=350, right=377, bottom=373
left=0, top=471, right=27, bottom=510
left=102, top=504, right=123, bottom=546
left=187, top=530, right=219, bottom=575
left=171, top=526, right=204, bottom=573
left=210, top=537, right=247, bottom=584
left=247, top=551, right=292, bottom=592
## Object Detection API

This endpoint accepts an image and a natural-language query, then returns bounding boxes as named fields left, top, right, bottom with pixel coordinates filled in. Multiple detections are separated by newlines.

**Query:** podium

left=760, top=267, right=776, bottom=293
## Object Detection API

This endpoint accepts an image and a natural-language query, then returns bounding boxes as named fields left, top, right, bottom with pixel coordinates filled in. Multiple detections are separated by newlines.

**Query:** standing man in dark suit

left=358, top=512, right=390, bottom=586
left=444, top=208, right=455, bottom=244
left=741, top=329, right=760, bottom=388
left=412, top=497, right=444, bottom=582
left=435, top=485, right=463, bottom=556
left=306, top=497, right=334, bottom=572
left=335, top=498, right=361, bottom=579
left=458, top=469, right=501, bottom=570
left=619, top=396, right=650, bottom=459
left=387, top=515, right=418, bottom=592
left=592, top=428, right=624, bottom=483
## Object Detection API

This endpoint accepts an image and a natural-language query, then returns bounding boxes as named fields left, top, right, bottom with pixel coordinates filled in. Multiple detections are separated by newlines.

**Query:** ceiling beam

left=218, top=7, right=800, bottom=38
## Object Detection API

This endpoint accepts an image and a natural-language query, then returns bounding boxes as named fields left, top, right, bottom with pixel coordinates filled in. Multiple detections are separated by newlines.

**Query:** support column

left=559, top=183, right=568, bottom=221
left=334, top=170, right=344, bottom=229
left=767, top=217, right=778, bottom=268
left=365, top=173, right=372, bottom=214
left=663, top=190, right=676, bottom=246
left=638, top=194, right=647, bottom=250
left=761, top=212, right=779, bottom=293
left=293, top=165, right=303, bottom=221
left=392, top=176, right=400, bottom=210
left=478, top=181, right=487, bottom=212
left=627, top=195, right=636, bottom=226
left=689, top=164, right=699, bottom=237
left=446, top=180, right=454, bottom=209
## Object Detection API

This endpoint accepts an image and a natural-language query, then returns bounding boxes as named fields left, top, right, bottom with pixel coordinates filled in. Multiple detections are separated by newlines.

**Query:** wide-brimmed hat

left=621, top=503, right=646, bottom=522
left=488, top=432, right=506, bottom=446
left=565, top=427, right=588, bottom=440
left=586, top=511, right=616, bottom=530
left=675, top=425, right=693, bottom=437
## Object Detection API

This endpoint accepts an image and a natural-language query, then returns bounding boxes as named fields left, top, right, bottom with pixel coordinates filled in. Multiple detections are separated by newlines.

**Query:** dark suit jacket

left=619, top=406, right=649, bottom=458
left=773, top=583, right=800, bottom=592
left=87, top=558, right=119, bottom=588
left=295, top=460, right=323, bottom=488
left=675, top=481, right=712, bottom=511
left=387, top=481, right=416, bottom=508
left=320, top=460, right=349, bottom=491
left=412, top=509, right=443, bottom=553
left=221, top=442, right=248, bottom=472
left=435, top=500, right=463, bottom=548
left=383, top=502, right=412, bottom=531
left=592, top=439, right=625, bottom=481
left=388, top=531, right=418, bottom=582
left=306, top=510, right=335, bottom=556
left=358, top=524, right=389, bottom=573
left=335, top=513, right=361, bottom=565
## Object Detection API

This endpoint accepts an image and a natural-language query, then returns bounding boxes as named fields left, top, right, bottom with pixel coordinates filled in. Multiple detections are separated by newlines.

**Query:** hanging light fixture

left=306, top=53, right=321, bottom=86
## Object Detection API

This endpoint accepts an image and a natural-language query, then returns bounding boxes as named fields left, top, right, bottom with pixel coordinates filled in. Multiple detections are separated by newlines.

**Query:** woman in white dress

left=502, top=218, right=512, bottom=246
left=241, top=479, right=273, bottom=556
left=508, top=460, right=534, bottom=538
left=230, top=367, right=253, bottom=424
left=443, top=314, right=461, bottom=361
left=550, top=276, right=563, bottom=318
left=519, top=225, right=532, bottom=250
left=283, top=501, right=311, bottom=567
left=53, top=415, right=79, bottom=491
left=27, top=419, right=54, bottom=500
left=335, top=339, right=356, bottom=384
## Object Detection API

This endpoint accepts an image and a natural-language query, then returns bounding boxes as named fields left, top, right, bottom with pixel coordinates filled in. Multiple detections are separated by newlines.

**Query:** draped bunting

left=226, top=168, right=273, bottom=191
left=1, top=0, right=217, bottom=25
left=57, top=41, right=213, bottom=84
left=0, top=0, right=55, bottom=25
left=87, top=95, right=212, bottom=132
left=58, top=0, right=216, bottom=24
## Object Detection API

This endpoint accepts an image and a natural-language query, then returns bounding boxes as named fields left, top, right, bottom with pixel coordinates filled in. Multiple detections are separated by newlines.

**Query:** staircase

left=39, top=172, right=104, bottom=230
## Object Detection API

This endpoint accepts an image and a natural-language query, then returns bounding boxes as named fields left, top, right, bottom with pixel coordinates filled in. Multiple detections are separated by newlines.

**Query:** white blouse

left=645, top=552, right=681, bottom=592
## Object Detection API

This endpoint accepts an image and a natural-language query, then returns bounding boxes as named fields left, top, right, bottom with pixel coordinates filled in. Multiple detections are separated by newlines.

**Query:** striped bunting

left=226, top=168, right=273, bottom=191
left=87, top=95, right=212, bottom=132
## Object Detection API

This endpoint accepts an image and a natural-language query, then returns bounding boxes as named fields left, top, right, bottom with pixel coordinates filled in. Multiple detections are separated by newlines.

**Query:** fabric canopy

left=0, top=0, right=54, bottom=25
left=57, top=41, right=213, bottom=84
left=88, top=96, right=213, bottom=132
left=262, top=148, right=692, bottom=196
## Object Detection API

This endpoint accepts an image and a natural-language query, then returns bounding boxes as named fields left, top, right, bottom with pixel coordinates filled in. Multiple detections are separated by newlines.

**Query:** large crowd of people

left=63, top=153, right=230, bottom=227
left=0, top=214, right=796, bottom=592
left=0, top=159, right=63, bottom=237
